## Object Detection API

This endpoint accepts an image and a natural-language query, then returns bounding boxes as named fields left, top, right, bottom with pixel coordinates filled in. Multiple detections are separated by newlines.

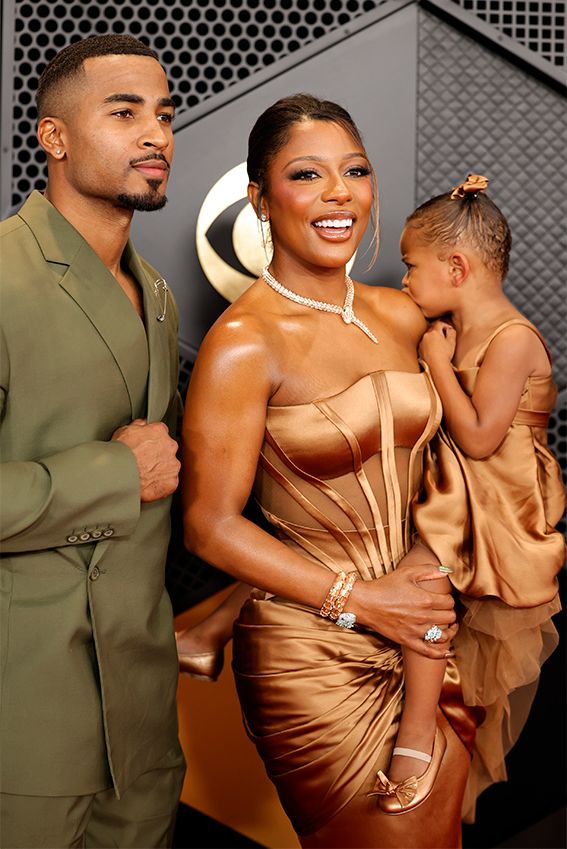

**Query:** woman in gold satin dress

left=181, top=95, right=476, bottom=848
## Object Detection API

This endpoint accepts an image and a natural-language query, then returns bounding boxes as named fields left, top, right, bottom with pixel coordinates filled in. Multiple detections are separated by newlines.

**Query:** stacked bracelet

left=329, top=571, right=358, bottom=621
left=319, top=571, right=347, bottom=619
left=320, top=570, right=358, bottom=628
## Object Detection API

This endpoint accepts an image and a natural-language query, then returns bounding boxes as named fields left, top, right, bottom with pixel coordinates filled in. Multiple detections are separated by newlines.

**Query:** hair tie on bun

left=450, top=173, right=489, bottom=200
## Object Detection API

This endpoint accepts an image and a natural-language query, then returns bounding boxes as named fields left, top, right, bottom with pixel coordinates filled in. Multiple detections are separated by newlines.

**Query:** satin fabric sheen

left=233, top=370, right=478, bottom=845
left=413, top=320, right=565, bottom=820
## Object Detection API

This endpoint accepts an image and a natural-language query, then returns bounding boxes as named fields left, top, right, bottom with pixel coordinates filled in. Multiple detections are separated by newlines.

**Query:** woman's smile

left=311, top=211, right=356, bottom=241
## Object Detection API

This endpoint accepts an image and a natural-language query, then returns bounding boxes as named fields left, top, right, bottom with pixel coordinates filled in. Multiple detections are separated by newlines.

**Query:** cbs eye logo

left=196, top=162, right=271, bottom=304
left=196, top=162, right=356, bottom=303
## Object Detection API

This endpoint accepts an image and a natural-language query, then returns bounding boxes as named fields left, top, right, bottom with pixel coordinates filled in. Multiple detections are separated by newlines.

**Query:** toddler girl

left=373, top=174, right=564, bottom=818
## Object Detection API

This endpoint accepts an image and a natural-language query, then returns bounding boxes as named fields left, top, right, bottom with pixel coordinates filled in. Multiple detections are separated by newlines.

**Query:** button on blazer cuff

left=0, top=440, right=141, bottom=553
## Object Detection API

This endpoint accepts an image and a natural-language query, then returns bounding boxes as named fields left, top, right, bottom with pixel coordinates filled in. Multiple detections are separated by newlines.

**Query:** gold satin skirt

left=233, top=596, right=477, bottom=847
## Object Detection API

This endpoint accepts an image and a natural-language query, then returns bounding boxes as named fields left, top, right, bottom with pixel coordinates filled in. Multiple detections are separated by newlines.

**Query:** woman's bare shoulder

left=360, top=283, right=427, bottom=338
left=194, top=281, right=281, bottom=384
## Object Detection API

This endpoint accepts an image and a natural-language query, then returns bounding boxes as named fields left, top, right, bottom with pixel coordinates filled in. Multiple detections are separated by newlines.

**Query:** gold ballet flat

left=177, top=648, right=224, bottom=682
left=368, top=726, right=447, bottom=814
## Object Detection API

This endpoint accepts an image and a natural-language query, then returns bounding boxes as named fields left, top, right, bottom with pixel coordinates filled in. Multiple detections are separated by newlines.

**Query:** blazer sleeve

left=0, top=329, right=141, bottom=553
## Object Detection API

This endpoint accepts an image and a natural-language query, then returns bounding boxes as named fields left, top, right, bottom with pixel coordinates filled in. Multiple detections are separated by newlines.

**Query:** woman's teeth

left=313, top=219, right=353, bottom=228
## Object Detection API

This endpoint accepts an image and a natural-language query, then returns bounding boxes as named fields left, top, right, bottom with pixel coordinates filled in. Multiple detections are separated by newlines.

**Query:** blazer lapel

left=89, top=253, right=172, bottom=574
left=59, top=246, right=150, bottom=421
left=19, top=192, right=148, bottom=422
left=126, top=245, right=172, bottom=424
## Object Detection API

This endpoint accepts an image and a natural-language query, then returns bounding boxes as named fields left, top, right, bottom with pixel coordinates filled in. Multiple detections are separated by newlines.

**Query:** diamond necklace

left=261, top=266, right=378, bottom=344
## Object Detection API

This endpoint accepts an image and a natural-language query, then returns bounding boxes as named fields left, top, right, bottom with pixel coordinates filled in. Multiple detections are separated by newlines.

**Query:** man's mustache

left=130, top=153, right=171, bottom=170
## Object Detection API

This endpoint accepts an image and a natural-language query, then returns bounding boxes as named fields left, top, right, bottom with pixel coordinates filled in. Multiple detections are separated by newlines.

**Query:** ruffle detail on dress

left=457, top=593, right=561, bottom=822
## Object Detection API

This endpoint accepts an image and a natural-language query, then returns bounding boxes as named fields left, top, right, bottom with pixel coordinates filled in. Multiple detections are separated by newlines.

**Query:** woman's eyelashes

left=288, top=168, right=320, bottom=181
left=347, top=165, right=371, bottom=178
left=288, top=164, right=371, bottom=181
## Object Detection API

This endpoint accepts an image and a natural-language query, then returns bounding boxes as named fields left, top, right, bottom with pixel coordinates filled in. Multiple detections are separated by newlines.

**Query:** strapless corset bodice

left=254, top=369, right=441, bottom=578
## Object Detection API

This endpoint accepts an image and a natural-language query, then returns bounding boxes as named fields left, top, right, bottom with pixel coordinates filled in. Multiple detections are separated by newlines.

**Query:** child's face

left=400, top=226, right=454, bottom=319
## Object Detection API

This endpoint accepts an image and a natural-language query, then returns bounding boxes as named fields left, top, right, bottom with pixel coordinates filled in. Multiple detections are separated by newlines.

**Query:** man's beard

left=116, top=180, right=168, bottom=212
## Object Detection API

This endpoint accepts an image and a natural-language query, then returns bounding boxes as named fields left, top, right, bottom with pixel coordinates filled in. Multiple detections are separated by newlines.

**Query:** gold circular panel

left=195, top=162, right=258, bottom=304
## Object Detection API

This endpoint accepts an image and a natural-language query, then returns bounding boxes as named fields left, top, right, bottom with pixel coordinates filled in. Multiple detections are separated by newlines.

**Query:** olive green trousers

left=0, top=761, right=185, bottom=848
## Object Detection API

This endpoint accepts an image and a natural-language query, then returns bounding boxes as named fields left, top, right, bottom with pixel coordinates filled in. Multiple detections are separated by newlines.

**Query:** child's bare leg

left=388, top=574, right=452, bottom=783
left=176, top=582, right=252, bottom=655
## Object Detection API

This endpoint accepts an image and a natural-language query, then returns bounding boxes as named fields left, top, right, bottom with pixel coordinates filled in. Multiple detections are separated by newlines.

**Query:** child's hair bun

left=450, top=174, right=489, bottom=200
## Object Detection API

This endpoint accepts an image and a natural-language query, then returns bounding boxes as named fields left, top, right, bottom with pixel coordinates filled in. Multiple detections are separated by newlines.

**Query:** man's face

left=59, top=54, right=175, bottom=211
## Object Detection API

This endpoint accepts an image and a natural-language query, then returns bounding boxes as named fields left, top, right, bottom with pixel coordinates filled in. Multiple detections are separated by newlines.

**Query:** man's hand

left=352, top=563, right=457, bottom=658
left=112, top=419, right=180, bottom=502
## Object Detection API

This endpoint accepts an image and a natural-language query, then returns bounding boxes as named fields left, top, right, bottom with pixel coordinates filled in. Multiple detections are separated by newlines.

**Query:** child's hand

left=419, top=320, right=456, bottom=364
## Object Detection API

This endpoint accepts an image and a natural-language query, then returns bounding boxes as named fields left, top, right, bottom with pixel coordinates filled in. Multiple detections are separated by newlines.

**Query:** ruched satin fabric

left=413, top=319, right=565, bottom=821
left=233, top=370, right=478, bottom=843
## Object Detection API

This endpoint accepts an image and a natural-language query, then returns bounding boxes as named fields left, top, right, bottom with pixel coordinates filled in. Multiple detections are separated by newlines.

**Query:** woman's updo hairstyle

left=405, top=174, right=512, bottom=279
left=247, top=93, right=379, bottom=265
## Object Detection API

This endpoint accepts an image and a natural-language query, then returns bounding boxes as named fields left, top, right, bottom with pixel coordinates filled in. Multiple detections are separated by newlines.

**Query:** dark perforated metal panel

left=8, top=0, right=384, bottom=210
left=417, top=7, right=566, bottom=386
left=450, top=0, right=566, bottom=66
left=7, top=1, right=565, bottom=210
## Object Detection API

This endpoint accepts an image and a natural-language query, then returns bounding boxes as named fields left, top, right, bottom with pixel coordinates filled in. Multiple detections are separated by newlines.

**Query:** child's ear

left=448, top=252, right=470, bottom=286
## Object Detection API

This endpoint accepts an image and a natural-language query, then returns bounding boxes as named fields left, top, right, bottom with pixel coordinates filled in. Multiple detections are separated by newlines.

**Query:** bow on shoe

left=368, top=770, right=418, bottom=807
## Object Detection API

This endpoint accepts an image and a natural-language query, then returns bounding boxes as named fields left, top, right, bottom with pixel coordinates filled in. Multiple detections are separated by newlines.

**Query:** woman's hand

left=350, top=564, right=457, bottom=658
left=419, top=320, right=456, bottom=365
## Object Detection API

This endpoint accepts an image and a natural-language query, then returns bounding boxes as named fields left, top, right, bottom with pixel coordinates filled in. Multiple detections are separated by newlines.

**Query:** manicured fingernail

left=438, top=565, right=454, bottom=573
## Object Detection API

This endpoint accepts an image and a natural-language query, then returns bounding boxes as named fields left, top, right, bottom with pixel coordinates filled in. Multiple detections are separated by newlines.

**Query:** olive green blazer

left=0, top=191, right=184, bottom=796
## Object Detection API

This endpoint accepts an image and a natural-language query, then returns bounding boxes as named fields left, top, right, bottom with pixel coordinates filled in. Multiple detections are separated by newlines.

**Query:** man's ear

left=37, top=117, right=66, bottom=160
left=448, top=251, right=470, bottom=286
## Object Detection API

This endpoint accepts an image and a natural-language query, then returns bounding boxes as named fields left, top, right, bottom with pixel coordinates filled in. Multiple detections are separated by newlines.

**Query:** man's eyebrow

left=103, top=93, right=144, bottom=105
left=102, top=94, right=175, bottom=110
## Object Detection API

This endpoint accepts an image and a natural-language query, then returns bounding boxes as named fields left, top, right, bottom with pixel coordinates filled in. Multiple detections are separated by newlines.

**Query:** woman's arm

left=181, top=313, right=456, bottom=658
left=420, top=322, right=548, bottom=459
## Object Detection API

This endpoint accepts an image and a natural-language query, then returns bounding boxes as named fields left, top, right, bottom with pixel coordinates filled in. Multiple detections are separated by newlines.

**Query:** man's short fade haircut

left=36, top=34, right=159, bottom=118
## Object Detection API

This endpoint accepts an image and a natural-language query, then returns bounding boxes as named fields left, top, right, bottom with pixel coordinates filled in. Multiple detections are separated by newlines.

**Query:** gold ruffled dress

left=413, top=319, right=565, bottom=820
left=233, top=370, right=479, bottom=846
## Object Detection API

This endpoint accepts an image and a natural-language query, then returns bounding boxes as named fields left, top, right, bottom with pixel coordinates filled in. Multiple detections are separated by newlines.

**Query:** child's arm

left=420, top=321, right=548, bottom=459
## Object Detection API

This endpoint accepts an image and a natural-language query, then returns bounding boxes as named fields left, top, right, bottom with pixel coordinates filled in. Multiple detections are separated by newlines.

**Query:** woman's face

left=260, top=119, right=373, bottom=271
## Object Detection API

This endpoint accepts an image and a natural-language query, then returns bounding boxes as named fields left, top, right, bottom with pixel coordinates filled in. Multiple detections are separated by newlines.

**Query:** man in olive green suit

left=0, top=36, right=185, bottom=847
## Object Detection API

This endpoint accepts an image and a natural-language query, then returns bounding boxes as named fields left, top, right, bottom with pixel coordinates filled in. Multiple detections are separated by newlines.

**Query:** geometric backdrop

left=1, top=3, right=565, bottom=847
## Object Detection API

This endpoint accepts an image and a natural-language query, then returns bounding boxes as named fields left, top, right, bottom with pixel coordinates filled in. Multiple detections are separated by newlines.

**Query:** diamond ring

left=424, top=625, right=443, bottom=643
